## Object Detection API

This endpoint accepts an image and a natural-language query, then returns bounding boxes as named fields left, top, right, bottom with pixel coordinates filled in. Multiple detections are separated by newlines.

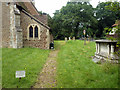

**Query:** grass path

left=33, top=41, right=65, bottom=88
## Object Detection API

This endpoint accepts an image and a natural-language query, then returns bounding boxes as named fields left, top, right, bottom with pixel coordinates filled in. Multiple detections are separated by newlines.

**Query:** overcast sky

left=35, top=0, right=107, bottom=17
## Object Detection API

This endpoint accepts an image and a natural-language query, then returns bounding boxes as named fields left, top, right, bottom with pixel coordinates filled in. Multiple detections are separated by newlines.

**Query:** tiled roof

left=22, top=10, right=50, bottom=29
left=23, top=2, right=39, bottom=15
left=34, top=15, right=48, bottom=25
left=16, top=1, right=48, bottom=25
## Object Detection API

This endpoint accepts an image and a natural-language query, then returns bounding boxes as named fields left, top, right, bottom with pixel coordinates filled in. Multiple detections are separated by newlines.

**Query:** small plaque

left=16, top=71, right=25, bottom=78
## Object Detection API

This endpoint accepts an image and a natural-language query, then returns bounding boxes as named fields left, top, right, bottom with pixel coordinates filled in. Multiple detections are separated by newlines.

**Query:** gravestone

left=65, top=37, right=67, bottom=42
left=93, top=40, right=119, bottom=63
left=72, top=37, right=75, bottom=40
left=69, top=37, right=71, bottom=40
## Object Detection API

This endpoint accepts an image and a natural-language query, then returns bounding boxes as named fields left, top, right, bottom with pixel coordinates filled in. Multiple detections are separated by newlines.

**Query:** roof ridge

left=22, top=9, right=50, bottom=29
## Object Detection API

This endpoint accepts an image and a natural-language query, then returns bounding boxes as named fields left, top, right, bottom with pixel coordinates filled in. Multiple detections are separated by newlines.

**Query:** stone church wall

left=15, top=11, right=23, bottom=48
left=2, top=3, right=23, bottom=48
left=2, top=3, right=11, bottom=48
left=1, top=3, right=51, bottom=49
left=20, top=11, right=50, bottom=49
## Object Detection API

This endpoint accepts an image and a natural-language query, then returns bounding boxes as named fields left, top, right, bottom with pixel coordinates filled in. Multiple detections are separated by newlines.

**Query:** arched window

left=29, top=26, right=33, bottom=38
left=35, top=26, right=38, bottom=38
left=28, top=24, right=40, bottom=40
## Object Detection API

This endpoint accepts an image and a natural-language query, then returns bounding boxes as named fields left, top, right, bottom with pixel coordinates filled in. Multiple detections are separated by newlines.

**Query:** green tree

left=95, top=2, right=118, bottom=37
left=104, top=1, right=120, bottom=87
left=48, top=1, right=119, bottom=39
left=49, top=2, right=97, bottom=39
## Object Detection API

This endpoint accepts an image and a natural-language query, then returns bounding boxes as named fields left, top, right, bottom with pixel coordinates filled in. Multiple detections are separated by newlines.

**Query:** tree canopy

left=47, top=1, right=119, bottom=40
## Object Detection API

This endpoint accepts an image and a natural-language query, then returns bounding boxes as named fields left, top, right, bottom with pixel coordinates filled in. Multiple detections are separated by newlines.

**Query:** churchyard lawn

left=2, top=48, right=50, bottom=88
left=56, top=40, right=118, bottom=88
left=2, top=40, right=118, bottom=88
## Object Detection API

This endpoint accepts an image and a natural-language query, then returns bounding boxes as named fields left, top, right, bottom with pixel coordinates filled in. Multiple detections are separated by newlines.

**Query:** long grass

left=56, top=40, right=118, bottom=88
left=2, top=47, right=50, bottom=88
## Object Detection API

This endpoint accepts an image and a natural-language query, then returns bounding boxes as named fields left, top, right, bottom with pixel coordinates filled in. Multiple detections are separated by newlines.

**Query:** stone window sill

left=28, top=38, right=40, bottom=40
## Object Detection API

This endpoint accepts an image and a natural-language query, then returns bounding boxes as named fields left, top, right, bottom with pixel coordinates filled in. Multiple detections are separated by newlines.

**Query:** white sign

left=16, top=71, right=25, bottom=78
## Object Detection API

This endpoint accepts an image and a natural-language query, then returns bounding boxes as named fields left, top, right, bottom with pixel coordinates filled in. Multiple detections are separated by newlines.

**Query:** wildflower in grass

left=75, top=81, right=77, bottom=83
left=88, top=46, right=90, bottom=49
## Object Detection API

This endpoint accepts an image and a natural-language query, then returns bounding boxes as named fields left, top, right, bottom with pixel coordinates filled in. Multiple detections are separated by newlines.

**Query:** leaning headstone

left=65, top=37, right=67, bottom=42
left=69, top=37, right=71, bottom=40
left=73, top=37, right=75, bottom=40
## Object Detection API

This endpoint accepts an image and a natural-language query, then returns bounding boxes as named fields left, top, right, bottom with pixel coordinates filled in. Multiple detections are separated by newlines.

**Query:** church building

left=1, top=0, right=53, bottom=49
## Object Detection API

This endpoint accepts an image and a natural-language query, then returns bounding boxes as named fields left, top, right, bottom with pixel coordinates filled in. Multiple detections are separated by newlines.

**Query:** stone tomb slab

left=93, top=39, right=118, bottom=63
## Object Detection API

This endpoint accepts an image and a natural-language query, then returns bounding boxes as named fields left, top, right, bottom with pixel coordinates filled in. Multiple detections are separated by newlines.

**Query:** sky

left=35, top=0, right=106, bottom=17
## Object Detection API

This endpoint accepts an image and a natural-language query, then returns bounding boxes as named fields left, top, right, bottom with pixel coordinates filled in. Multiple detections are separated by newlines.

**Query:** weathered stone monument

left=93, top=20, right=119, bottom=63
left=93, top=40, right=119, bottom=63
left=69, top=37, right=71, bottom=40
left=65, top=37, right=67, bottom=42
left=72, top=37, right=75, bottom=40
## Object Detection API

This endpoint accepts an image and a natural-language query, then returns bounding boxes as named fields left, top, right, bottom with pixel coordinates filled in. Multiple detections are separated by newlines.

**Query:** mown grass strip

left=2, top=48, right=50, bottom=88
left=56, top=40, right=118, bottom=88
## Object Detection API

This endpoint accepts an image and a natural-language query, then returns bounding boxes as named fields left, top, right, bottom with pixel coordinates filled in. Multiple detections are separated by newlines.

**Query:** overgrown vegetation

left=56, top=40, right=118, bottom=88
left=2, top=48, right=50, bottom=88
